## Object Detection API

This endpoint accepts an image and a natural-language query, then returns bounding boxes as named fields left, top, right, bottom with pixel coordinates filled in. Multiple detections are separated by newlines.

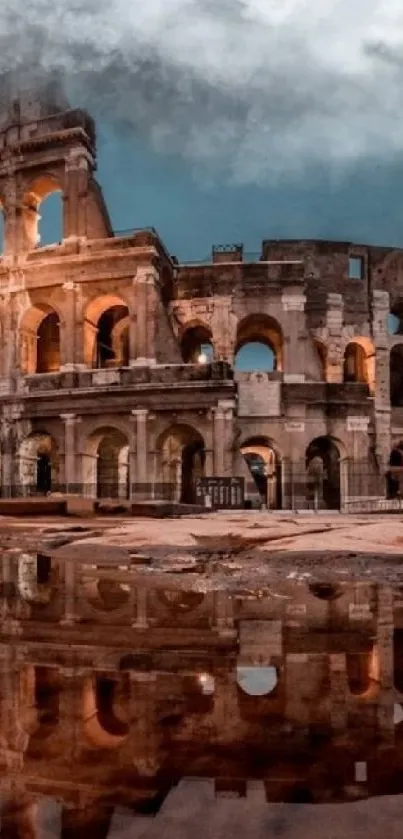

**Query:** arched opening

left=84, top=296, right=130, bottom=369
left=306, top=437, right=342, bottom=510
left=314, top=340, right=327, bottom=380
left=156, top=424, right=205, bottom=503
left=236, top=666, right=278, bottom=696
left=22, top=175, right=63, bottom=249
left=388, top=304, right=403, bottom=336
left=240, top=437, right=282, bottom=509
left=346, top=651, right=373, bottom=696
left=343, top=338, right=375, bottom=392
left=394, top=630, right=403, bottom=693
left=83, top=674, right=129, bottom=748
left=390, top=346, right=403, bottom=406
left=27, top=665, right=61, bottom=751
left=309, top=583, right=342, bottom=601
left=180, top=323, right=214, bottom=364
left=83, top=576, right=131, bottom=612
left=0, top=200, right=4, bottom=255
left=83, top=427, right=130, bottom=499
left=19, top=433, right=59, bottom=495
left=386, top=445, right=403, bottom=499
left=19, top=304, right=61, bottom=374
left=18, top=553, right=53, bottom=605
left=234, top=314, right=283, bottom=372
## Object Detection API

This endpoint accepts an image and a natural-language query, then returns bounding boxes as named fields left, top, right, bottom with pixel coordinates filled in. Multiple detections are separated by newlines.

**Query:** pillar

left=60, top=281, right=78, bottom=370
left=213, top=400, right=235, bottom=476
left=132, top=586, right=148, bottom=629
left=329, top=653, right=348, bottom=733
left=372, top=290, right=391, bottom=472
left=131, top=409, right=149, bottom=499
left=130, top=266, right=158, bottom=365
left=376, top=585, right=394, bottom=745
left=60, top=560, right=76, bottom=626
left=326, top=293, right=344, bottom=383
left=60, top=413, right=78, bottom=493
left=58, top=667, right=86, bottom=761
left=210, top=297, right=237, bottom=362
left=281, top=291, right=307, bottom=380
left=63, top=151, right=91, bottom=240
left=1, top=418, right=13, bottom=498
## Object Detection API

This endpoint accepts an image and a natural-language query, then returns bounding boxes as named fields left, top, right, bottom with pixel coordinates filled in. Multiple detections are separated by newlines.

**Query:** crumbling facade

left=0, top=551, right=403, bottom=830
left=1, top=87, right=403, bottom=509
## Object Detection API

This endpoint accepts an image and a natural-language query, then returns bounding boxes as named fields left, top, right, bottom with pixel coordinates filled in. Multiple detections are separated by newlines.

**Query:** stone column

left=63, top=152, right=91, bottom=240
left=124, top=672, right=159, bottom=775
left=1, top=419, right=14, bottom=498
left=376, top=585, right=394, bottom=745
left=60, top=281, right=77, bottom=370
left=61, top=414, right=78, bottom=493
left=130, top=266, right=159, bottom=365
left=132, top=586, right=148, bottom=629
left=213, top=591, right=235, bottom=637
left=326, top=293, right=344, bottom=383
left=131, top=409, right=149, bottom=499
left=213, top=400, right=235, bottom=476
left=2, top=174, right=18, bottom=258
left=372, top=290, right=391, bottom=472
left=329, top=653, right=348, bottom=733
left=281, top=291, right=307, bottom=380
left=210, top=297, right=237, bottom=363
left=60, top=560, right=76, bottom=626
left=58, top=667, right=86, bottom=761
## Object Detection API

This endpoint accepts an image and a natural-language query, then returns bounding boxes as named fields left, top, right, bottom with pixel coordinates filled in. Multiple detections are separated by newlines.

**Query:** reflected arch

left=18, top=432, right=59, bottom=494
left=83, top=673, right=129, bottom=749
left=240, top=436, right=282, bottom=509
left=156, top=423, right=206, bottom=503
left=236, top=666, right=278, bottom=696
left=234, top=314, right=283, bottom=372
left=84, top=295, right=130, bottom=369
left=390, top=346, right=403, bottom=406
left=19, top=303, right=61, bottom=374
left=83, top=426, right=130, bottom=499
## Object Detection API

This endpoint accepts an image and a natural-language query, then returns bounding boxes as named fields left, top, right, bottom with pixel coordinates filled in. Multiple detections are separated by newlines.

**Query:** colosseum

left=1, top=83, right=403, bottom=511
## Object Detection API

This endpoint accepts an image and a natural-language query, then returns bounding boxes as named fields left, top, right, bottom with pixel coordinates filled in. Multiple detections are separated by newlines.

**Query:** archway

left=83, top=674, right=129, bottom=749
left=19, top=433, right=59, bottom=495
left=343, top=339, right=374, bottom=391
left=306, top=437, right=342, bottom=510
left=156, top=424, right=206, bottom=503
left=240, top=437, right=282, bottom=509
left=83, top=427, right=130, bottom=499
left=234, top=314, right=283, bottom=372
left=390, top=346, right=403, bottom=406
left=22, top=175, right=63, bottom=249
left=84, top=295, right=129, bottom=368
left=19, top=304, right=61, bottom=374
left=386, top=445, right=403, bottom=499
left=0, top=200, right=4, bottom=255
left=388, top=303, right=403, bottom=336
left=180, top=323, right=214, bottom=363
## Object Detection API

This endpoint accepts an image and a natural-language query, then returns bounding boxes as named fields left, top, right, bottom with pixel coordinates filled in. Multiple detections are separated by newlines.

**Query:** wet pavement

left=0, top=513, right=402, bottom=835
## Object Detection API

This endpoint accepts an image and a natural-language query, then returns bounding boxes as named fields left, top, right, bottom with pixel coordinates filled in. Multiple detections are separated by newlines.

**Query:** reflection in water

left=1, top=553, right=403, bottom=834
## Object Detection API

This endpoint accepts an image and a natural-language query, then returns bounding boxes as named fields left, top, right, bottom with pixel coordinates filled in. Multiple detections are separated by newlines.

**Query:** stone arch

left=387, top=444, right=403, bottom=498
left=308, top=583, right=343, bottom=601
left=83, top=673, right=129, bottom=749
left=26, top=665, right=61, bottom=750
left=343, top=338, right=375, bottom=392
left=390, top=345, right=403, bottom=406
left=18, top=432, right=60, bottom=494
left=0, top=196, right=4, bottom=255
left=306, top=436, right=347, bottom=510
left=156, top=423, right=206, bottom=503
left=83, top=294, right=130, bottom=368
left=18, top=553, right=53, bottom=605
left=22, top=174, right=63, bottom=249
left=240, top=436, right=282, bottom=509
left=180, top=321, right=214, bottom=363
left=235, top=313, right=283, bottom=372
left=346, top=647, right=378, bottom=697
left=82, top=426, right=130, bottom=499
left=19, top=303, right=61, bottom=374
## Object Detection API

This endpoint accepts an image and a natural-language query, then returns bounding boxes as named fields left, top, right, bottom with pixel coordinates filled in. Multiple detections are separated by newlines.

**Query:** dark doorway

left=36, top=454, right=51, bottom=494
left=181, top=440, right=205, bottom=503
left=306, top=437, right=341, bottom=510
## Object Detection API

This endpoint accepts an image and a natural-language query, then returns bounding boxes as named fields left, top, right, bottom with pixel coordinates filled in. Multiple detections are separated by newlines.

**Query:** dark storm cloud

left=0, top=0, right=403, bottom=183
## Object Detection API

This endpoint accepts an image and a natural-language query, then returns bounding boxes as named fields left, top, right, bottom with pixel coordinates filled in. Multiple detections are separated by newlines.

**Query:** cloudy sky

left=2, top=0, right=403, bottom=259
